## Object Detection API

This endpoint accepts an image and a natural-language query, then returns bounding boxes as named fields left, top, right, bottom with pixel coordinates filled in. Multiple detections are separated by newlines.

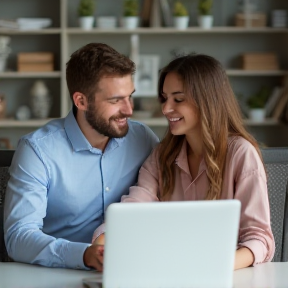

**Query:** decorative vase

left=96, top=17, right=117, bottom=28
left=0, top=35, right=11, bottom=72
left=198, top=15, right=214, bottom=29
left=30, top=80, right=52, bottom=119
left=173, top=16, right=189, bottom=29
left=79, top=16, right=94, bottom=29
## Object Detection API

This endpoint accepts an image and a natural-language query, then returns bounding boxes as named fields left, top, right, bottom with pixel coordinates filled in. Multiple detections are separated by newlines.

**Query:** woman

left=91, top=53, right=275, bottom=271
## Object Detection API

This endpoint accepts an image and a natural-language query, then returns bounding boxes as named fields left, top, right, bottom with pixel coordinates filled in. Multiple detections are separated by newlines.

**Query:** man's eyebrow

left=107, top=90, right=136, bottom=100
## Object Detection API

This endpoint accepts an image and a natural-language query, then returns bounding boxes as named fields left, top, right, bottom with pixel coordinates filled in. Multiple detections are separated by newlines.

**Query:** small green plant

left=198, top=0, right=213, bottom=15
left=173, top=1, right=189, bottom=17
left=247, top=86, right=271, bottom=109
left=123, top=0, right=138, bottom=17
left=78, top=0, right=95, bottom=17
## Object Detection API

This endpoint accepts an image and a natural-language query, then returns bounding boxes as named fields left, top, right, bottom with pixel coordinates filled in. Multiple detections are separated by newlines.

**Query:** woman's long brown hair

left=158, top=54, right=262, bottom=200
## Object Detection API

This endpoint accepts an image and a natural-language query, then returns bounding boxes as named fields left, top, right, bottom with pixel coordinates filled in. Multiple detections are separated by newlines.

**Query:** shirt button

left=105, top=187, right=110, bottom=192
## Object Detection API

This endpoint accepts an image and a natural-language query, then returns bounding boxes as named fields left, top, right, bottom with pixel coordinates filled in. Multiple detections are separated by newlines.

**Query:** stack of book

left=0, top=18, right=52, bottom=30
left=17, top=52, right=54, bottom=72
left=265, top=77, right=288, bottom=122
left=141, top=0, right=172, bottom=27
left=241, top=52, right=279, bottom=70
left=235, top=13, right=267, bottom=27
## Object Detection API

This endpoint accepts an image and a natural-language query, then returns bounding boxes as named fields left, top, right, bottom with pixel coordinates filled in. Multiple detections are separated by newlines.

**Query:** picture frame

left=134, top=55, right=160, bottom=97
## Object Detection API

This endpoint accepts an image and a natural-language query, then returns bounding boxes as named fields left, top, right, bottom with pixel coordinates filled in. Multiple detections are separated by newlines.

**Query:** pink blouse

left=93, top=136, right=275, bottom=265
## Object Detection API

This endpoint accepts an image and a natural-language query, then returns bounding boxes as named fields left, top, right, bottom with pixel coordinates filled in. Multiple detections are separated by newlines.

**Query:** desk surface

left=0, top=262, right=287, bottom=288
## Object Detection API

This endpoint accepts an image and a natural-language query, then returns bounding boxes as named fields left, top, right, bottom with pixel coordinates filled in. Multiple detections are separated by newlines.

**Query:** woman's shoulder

left=228, top=135, right=257, bottom=155
left=227, top=136, right=263, bottom=171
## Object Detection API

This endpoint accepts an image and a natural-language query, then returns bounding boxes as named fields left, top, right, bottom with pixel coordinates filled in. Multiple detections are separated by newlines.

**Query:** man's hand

left=84, top=234, right=106, bottom=272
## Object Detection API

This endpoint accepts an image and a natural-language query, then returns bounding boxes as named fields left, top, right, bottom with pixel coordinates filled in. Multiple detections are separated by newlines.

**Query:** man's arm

left=4, top=141, right=89, bottom=269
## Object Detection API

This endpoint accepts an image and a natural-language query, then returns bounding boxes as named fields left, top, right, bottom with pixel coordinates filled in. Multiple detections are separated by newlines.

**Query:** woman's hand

left=234, top=247, right=254, bottom=270
left=84, top=233, right=106, bottom=272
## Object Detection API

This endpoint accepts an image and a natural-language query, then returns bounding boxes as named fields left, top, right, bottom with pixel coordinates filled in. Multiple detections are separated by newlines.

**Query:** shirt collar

left=64, top=110, right=126, bottom=153
left=175, top=138, right=206, bottom=176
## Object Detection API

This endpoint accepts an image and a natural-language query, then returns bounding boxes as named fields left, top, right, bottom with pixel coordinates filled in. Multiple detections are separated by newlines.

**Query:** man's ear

left=73, top=92, right=87, bottom=110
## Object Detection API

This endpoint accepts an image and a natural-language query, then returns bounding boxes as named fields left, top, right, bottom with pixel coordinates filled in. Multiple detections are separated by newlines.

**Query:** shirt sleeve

left=4, top=140, right=90, bottom=269
left=231, top=143, right=275, bottom=265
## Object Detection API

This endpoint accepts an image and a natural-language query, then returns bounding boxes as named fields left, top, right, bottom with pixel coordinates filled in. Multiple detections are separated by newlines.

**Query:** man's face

left=85, top=75, right=134, bottom=138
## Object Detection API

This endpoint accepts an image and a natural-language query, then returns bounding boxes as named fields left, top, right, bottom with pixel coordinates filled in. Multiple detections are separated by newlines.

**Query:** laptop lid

left=103, top=200, right=241, bottom=288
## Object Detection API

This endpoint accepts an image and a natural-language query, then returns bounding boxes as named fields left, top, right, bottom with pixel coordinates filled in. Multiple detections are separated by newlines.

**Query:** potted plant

left=197, top=0, right=213, bottom=29
left=78, top=0, right=95, bottom=30
left=173, top=1, right=189, bottom=29
left=247, top=86, right=271, bottom=122
left=122, top=0, right=139, bottom=29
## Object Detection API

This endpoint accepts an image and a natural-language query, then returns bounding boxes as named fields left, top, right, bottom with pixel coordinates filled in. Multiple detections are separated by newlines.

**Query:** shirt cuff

left=64, top=242, right=91, bottom=270
left=238, top=239, right=267, bottom=266
left=92, top=223, right=106, bottom=244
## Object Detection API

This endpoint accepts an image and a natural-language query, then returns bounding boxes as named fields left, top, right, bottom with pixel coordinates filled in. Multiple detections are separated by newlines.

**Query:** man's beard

left=85, top=102, right=130, bottom=138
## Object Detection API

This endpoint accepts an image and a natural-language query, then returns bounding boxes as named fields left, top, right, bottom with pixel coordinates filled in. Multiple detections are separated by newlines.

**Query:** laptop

left=83, top=200, right=241, bottom=288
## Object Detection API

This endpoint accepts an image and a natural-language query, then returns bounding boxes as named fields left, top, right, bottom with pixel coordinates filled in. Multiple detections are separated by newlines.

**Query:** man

left=4, top=43, right=159, bottom=270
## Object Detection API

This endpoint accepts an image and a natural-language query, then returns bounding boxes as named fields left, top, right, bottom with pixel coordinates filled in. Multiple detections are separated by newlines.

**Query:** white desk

left=233, top=262, right=288, bottom=288
left=0, top=262, right=95, bottom=288
left=0, top=262, right=287, bottom=288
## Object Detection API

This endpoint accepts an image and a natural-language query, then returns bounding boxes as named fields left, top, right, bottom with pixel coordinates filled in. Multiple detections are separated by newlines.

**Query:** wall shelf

left=65, top=27, right=288, bottom=35
left=0, top=71, right=61, bottom=78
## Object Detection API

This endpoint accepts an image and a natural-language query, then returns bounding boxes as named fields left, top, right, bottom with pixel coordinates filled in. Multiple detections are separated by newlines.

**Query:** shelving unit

left=1, top=0, right=288, bottom=148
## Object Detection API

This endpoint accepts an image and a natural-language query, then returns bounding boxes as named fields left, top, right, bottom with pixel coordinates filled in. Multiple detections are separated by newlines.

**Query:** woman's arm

left=229, top=139, right=275, bottom=266
left=234, top=247, right=254, bottom=270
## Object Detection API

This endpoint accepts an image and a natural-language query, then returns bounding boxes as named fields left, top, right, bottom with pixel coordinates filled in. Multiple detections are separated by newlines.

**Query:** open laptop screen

left=103, top=200, right=241, bottom=288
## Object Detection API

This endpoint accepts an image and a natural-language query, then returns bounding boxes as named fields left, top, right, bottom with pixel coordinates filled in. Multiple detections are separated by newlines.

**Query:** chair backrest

left=0, top=150, right=14, bottom=262
left=261, top=147, right=288, bottom=262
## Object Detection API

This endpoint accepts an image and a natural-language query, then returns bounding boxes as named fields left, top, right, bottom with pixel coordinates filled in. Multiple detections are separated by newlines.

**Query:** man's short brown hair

left=66, top=43, right=135, bottom=103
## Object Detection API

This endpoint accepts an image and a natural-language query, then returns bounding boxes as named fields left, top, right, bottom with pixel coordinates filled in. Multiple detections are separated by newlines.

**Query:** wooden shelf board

left=226, top=70, right=288, bottom=76
left=0, top=28, right=61, bottom=35
left=66, top=27, right=288, bottom=35
left=0, top=71, right=61, bottom=78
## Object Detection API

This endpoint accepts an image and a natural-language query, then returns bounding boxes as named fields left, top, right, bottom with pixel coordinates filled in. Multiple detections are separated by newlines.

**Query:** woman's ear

left=73, top=92, right=87, bottom=110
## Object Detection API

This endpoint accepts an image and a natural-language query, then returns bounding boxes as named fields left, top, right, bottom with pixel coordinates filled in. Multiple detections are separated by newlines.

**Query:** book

left=159, top=0, right=172, bottom=27
left=0, top=19, right=19, bottom=29
left=150, top=0, right=162, bottom=27
left=141, top=0, right=153, bottom=27
left=284, top=102, right=288, bottom=123
left=18, top=52, right=54, bottom=63
left=271, top=87, right=288, bottom=119
left=241, top=52, right=279, bottom=70
left=17, top=52, right=54, bottom=72
left=265, top=86, right=283, bottom=117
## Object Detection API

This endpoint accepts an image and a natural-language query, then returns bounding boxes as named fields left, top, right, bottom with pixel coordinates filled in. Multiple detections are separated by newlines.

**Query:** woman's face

left=161, top=72, right=200, bottom=137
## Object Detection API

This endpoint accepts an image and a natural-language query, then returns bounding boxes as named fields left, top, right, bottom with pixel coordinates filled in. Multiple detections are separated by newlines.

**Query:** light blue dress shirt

left=4, top=110, right=159, bottom=269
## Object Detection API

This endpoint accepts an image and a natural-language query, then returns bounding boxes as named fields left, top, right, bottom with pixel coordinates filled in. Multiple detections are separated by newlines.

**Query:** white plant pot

left=173, top=16, right=189, bottom=29
left=122, top=16, right=139, bottom=29
left=198, top=15, right=214, bottom=29
left=79, top=16, right=94, bottom=30
left=96, top=17, right=117, bottom=28
left=249, top=108, right=266, bottom=122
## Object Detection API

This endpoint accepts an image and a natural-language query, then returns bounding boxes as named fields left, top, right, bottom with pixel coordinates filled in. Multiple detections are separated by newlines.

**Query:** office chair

left=261, top=147, right=288, bottom=262
left=0, top=149, right=14, bottom=262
